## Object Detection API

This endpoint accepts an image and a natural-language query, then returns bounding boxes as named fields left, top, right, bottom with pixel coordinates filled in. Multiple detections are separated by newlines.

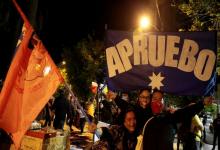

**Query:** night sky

left=0, top=0, right=179, bottom=80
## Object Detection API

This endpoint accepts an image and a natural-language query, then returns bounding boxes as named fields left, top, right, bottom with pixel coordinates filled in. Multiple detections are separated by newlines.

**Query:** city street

left=173, top=116, right=218, bottom=150
left=203, top=118, right=217, bottom=150
left=69, top=120, right=219, bottom=150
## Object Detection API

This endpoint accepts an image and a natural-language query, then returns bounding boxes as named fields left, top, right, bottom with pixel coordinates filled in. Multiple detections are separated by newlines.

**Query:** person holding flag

left=142, top=90, right=214, bottom=150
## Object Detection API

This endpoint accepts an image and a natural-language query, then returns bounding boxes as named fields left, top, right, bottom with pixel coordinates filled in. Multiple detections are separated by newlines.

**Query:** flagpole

left=12, top=0, right=31, bottom=27
left=155, top=0, right=163, bottom=31
left=64, top=82, right=92, bottom=124
left=12, top=0, right=92, bottom=127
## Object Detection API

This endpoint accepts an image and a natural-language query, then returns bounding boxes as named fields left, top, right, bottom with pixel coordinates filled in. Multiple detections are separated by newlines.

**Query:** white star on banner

left=148, top=72, right=165, bottom=90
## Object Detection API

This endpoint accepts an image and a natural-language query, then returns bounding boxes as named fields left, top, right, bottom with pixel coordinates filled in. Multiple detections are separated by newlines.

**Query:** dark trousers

left=53, top=118, right=65, bottom=130
left=68, top=118, right=74, bottom=131
left=177, top=138, right=181, bottom=150
left=213, top=132, right=220, bottom=150
left=79, top=118, right=86, bottom=133
left=203, top=128, right=206, bottom=141
left=182, top=133, right=197, bottom=150
left=44, top=116, right=51, bottom=127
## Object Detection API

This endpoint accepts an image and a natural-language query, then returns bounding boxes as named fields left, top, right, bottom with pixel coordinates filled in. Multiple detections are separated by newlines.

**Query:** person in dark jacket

left=202, top=112, right=207, bottom=141
left=143, top=90, right=213, bottom=150
left=114, top=92, right=130, bottom=111
left=92, top=107, right=138, bottom=150
left=52, top=89, right=71, bottom=130
left=212, top=113, right=220, bottom=150
left=100, top=90, right=119, bottom=124
left=44, top=97, right=54, bottom=127
left=135, top=89, right=153, bottom=133
left=112, top=89, right=152, bottom=132
left=177, top=102, right=204, bottom=150
left=114, top=92, right=133, bottom=125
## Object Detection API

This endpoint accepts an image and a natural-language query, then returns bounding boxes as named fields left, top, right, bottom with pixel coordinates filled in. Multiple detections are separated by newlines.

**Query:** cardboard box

left=43, top=136, right=67, bottom=150
left=19, top=130, right=69, bottom=150
left=25, top=130, right=56, bottom=139
left=20, top=135, right=44, bottom=150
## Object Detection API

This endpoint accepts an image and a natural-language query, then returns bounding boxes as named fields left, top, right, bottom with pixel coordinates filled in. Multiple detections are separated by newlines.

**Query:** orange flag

left=0, top=24, right=63, bottom=148
left=0, top=24, right=33, bottom=133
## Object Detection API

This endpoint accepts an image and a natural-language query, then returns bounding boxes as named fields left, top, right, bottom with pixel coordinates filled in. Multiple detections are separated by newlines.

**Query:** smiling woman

left=138, top=90, right=151, bottom=109
left=92, top=107, right=139, bottom=150
left=135, top=89, right=152, bottom=133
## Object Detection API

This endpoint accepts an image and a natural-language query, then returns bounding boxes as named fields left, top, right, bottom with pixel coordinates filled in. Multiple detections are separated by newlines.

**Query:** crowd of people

left=0, top=84, right=218, bottom=150
left=36, top=89, right=96, bottom=132
left=89, top=89, right=214, bottom=150
left=35, top=87, right=217, bottom=150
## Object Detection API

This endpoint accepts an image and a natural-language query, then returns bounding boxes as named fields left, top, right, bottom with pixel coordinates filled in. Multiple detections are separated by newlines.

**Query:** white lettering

left=106, top=34, right=216, bottom=81
left=133, top=34, right=148, bottom=65
left=149, top=35, right=165, bottom=67
left=165, top=36, right=180, bottom=67
left=194, top=50, right=216, bottom=81
left=106, top=47, right=125, bottom=78
left=116, top=39, right=133, bottom=71
left=178, top=39, right=198, bottom=72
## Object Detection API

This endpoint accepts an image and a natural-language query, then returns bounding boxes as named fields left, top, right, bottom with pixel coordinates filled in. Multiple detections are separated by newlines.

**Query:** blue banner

left=106, top=30, right=217, bottom=96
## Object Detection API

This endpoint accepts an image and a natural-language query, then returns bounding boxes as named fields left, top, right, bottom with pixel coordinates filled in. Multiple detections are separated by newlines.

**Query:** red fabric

left=0, top=24, right=63, bottom=148
left=0, top=24, right=33, bottom=133
left=151, top=100, right=164, bottom=114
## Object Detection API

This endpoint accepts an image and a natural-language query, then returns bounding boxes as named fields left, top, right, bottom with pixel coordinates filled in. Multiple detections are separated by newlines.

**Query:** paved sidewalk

left=68, top=122, right=219, bottom=150
left=173, top=140, right=217, bottom=150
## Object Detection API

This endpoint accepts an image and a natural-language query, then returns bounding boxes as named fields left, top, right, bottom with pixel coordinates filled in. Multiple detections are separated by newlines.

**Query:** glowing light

left=139, top=16, right=151, bottom=30
left=43, top=66, right=51, bottom=76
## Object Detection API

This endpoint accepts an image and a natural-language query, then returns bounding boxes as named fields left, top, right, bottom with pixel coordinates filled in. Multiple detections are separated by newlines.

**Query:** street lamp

left=138, top=15, right=159, bottom=32
left=139, top=16, right=151, bottom=30
left=62, top=61, right=66, bottom=65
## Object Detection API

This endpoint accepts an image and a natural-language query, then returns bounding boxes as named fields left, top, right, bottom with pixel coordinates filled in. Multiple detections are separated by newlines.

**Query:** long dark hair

left=120, top=106, right=136, bottom=125
left=152, top=89, right=164, bottom=96
left=137, top=88, right=152, bottom=105
left=138, top=88, right=151, bottom=96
